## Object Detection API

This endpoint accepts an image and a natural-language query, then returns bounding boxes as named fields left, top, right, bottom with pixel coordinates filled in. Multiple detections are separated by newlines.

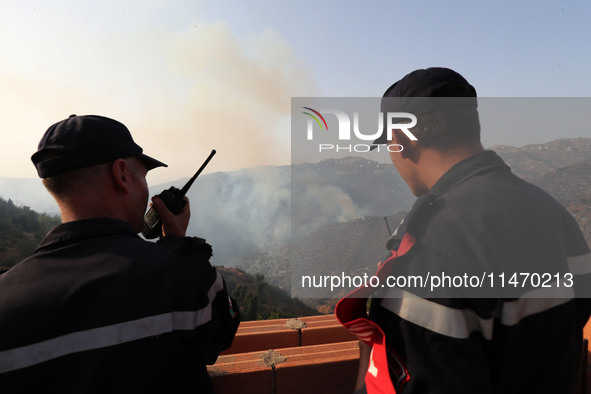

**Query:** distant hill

left=218, top=267, right=318, bottom=319
left=564, top=198, right=591, bottom=249
left=492, top=137, right=591, bottom=180
left=529, top=159, right=591, bottom=245
left=533, top=159, right=591, bottom=204
left=0, top=177, right=59, bottom=216
left=0, top=197, right=60, bottom=270
left=229, top=213, right=407, bottom=303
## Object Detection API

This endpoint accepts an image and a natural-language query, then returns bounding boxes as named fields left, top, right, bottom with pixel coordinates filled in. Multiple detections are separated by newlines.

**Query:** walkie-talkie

left=141, top=149, right=216, bottom=239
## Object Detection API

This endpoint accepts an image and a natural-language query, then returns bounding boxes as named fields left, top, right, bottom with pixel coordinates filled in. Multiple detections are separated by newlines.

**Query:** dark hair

left=410, top=107, right=481, bottom=151
left=42, top=162, right=111, bottom=202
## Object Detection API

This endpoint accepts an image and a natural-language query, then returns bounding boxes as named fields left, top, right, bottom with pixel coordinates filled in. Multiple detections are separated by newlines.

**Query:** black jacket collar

left=387, top=150, right=510, bottom=249
left=36, top=218, right=138, bottom=252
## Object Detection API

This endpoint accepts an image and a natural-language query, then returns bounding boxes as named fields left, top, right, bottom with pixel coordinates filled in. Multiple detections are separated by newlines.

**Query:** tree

left=231, top=284, right=259, bottom=321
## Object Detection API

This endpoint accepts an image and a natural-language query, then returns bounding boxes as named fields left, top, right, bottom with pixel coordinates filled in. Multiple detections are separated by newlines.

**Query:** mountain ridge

left=1, top=137, right=589, bottom=273
left=492, top=137, right=591, bottom=180
left=2, top=137, right=590, bottom=313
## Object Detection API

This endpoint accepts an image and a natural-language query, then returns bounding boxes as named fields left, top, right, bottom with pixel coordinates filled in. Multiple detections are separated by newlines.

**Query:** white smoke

left=170, top=164, right=372, bottom=264
left=0, top=4, right=316, bottom=184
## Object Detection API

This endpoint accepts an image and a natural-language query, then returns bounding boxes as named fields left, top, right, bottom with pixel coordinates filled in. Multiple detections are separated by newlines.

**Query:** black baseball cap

left=371, top=67, right=477, bottom=148
left=31, top=114, right=167, bottom=178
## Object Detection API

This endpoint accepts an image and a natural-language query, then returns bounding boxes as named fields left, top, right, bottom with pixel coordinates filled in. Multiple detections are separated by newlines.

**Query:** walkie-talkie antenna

left=141, top=149, right=217, bottom=239
left=384, top=216, right=392, bottom=235
left=180, top=149, right=216, bottom=195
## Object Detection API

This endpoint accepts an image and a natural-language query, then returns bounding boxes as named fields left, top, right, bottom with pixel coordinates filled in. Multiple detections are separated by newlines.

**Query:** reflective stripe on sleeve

left=0, top=270, right=225, bottom=374
left=380, top=288, right=494, bottom=340
left=380, top=286, right=574, bottom=340
left=498, top=286, right=573, bottom=326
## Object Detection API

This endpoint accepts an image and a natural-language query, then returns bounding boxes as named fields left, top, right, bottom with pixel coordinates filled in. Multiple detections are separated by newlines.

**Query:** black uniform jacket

left=370, top=151, right=591, bottom=394
left=0, top=218, right=240, bottom=393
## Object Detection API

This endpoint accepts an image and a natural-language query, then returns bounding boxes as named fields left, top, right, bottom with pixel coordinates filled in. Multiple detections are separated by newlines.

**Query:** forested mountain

left=219, top=267, right=317, bottom=320
left=0, top=197, right=60, bottom=271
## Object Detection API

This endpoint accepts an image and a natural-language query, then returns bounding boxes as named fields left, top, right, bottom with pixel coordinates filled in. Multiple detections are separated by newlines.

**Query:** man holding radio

left=0, top=115, right=240, bottom=393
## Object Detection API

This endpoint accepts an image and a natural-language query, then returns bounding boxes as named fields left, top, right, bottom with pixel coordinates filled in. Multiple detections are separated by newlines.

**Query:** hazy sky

left=2, top=0, right=590, bottom=184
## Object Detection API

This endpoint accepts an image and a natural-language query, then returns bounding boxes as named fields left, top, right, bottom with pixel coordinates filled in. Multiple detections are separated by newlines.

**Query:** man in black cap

left=352, top=68, right=591, bottom=393
left=0, top=115, right=240, bottom=393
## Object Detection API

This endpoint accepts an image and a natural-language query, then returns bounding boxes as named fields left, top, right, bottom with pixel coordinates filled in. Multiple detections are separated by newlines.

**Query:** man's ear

left=391, top=129, right=419, bottom=161
left=111, top=159, right=131, bottom=194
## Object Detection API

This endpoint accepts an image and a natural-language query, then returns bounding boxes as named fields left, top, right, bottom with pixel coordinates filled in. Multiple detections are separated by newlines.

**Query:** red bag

left=335, top=233, right=415, bottom=394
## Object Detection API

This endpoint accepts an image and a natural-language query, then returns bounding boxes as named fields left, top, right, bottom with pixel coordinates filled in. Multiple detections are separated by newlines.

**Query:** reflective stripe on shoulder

left=380, top=288, right=494, bottom=340
left=0, top=270, right=225, bottom=374
left=498, top=286, right=573, bottom=326
left=568, top=252, right=591, bottom=275
left=379, top=286, right=574, bottom=340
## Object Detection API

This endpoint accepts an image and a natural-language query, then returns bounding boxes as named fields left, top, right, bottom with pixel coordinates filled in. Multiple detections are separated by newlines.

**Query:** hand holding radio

left=151, top=195, right=190, bottom=238
left=141, top=149, right=216, bottom=239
